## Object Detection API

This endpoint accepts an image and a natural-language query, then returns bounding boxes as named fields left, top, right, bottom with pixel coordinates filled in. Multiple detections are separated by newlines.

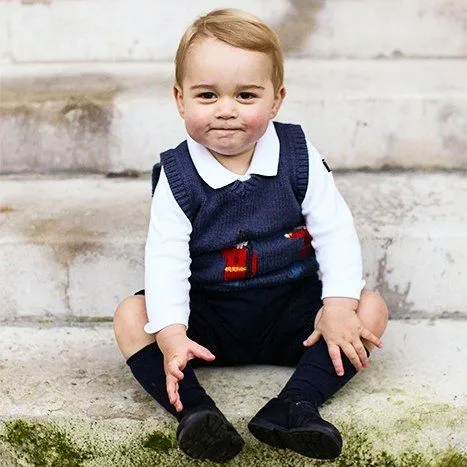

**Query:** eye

left=198, top=92, right=216, bottom=100
left=238, top=92, right=255, bottom=100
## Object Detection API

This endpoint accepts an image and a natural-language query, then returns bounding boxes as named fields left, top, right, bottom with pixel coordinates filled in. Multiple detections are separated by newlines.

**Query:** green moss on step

left=72, top=316, right=113, bottom=324
left=1, top=418, right=466, bottom=467
left=434, top=449, right=467, bottom=467
left=141, top=431, right=176, bottom=452
left=2, top=420, right=93, bottom=466
left=332, top=425, right=466, bottom=467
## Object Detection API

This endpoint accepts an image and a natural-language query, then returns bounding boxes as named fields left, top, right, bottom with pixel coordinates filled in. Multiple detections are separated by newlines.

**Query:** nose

left=215, top=97, right=237, bottom=119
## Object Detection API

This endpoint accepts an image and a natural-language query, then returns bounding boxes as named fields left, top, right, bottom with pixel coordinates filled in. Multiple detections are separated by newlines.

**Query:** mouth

left=210, top=128, right=242, bottom=131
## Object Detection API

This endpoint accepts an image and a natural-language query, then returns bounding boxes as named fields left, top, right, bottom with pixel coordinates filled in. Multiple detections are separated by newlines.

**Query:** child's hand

left=303, top=298, right=382, bottom=376
left=156, top=324, right=215, bottom=412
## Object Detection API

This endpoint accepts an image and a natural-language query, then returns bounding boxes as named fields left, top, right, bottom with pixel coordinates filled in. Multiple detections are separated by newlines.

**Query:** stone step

left=2, top=60, right=467, bottom=173
left=1, top=0, right=466, bottom=63
left=1, top=172, right=466, bottom=321
left=0, top=320, right=466, bottom=465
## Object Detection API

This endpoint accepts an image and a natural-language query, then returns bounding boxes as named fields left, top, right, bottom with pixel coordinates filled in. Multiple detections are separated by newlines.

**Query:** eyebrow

left=189, top=84, right=265, bottom=91
left=237, top=85, right=265, bottom=91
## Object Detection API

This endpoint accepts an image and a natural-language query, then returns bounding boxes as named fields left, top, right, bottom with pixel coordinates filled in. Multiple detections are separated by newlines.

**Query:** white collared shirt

left=144, top=121, right=365, bottom=334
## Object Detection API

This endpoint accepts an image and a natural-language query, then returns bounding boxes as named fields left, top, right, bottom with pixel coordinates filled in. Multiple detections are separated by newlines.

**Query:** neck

left=210, top=145, right=256, bottom=175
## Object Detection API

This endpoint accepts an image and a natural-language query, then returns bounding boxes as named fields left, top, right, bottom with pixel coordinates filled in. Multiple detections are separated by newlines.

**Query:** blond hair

left=175, top=9, right=284, bottom=92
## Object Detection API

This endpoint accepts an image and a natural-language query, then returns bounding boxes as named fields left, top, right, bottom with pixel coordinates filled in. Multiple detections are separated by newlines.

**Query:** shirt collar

left=186, top=120, right=279, bottom=189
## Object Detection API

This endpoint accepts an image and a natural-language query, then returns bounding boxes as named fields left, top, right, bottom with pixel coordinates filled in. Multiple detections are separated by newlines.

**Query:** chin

left=210, top=146, right=247, bottom=157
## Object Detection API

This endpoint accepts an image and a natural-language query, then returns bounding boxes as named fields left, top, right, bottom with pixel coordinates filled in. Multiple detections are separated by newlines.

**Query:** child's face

left=174, top=38, right=285, bottom=162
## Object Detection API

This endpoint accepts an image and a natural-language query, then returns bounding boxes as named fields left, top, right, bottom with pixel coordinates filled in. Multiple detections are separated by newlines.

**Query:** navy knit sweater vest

left=152, top=122, right=319, bottom=291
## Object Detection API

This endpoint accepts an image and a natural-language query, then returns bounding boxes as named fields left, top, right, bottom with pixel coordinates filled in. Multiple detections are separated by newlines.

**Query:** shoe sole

left=248, top=416, right=342, bottom=460
left=178, top=410, right=245, bottom=463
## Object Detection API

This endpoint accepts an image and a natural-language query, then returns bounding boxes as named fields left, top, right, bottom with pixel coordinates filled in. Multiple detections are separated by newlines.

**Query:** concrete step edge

left=1, top=173, right=466, bottom=319
left=1, top=321, right=466, bottom=465
left=2, top=62, right=467, bottom=173
left=2, top=312, right=466, bottom=327
left=2, top=60, right=467, bottom=103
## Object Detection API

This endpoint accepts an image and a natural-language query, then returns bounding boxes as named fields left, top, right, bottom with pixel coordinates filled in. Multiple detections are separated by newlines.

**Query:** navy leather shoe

left=177, top=406, right=245, bottom=463
left=248, top=398, right=342, bottom=459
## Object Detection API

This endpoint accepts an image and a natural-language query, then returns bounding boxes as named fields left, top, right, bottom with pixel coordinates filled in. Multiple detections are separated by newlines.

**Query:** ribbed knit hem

left=273, top=122, right=309, bottom=204
left=291, top=126, right=309, bottom=204
left=227, top=174, right=263, bottom=196
left=161, top=142, right=194, bottom=221
left=151, top=162, right=162, bottom=196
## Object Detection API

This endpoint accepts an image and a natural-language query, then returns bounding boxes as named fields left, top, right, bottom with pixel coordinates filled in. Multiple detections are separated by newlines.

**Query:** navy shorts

left=135, top=275, right=323, bottom=367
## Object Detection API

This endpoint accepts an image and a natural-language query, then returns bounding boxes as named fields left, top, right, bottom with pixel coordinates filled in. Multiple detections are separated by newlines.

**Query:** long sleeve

left=143, top=167, right=192, bottom=334
left=301, top=139, right=365, bottom=299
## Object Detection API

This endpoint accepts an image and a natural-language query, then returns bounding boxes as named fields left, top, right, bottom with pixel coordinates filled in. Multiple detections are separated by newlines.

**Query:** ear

left=173, top=84, right=185, bottom=119
left=270, top=86, right=286, bottom=119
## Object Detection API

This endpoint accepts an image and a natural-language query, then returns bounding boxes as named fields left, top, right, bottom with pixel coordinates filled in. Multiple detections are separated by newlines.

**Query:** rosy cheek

left=184, top=111, right=205, bottom=132
left=244, top=112, right=270, bottom=134
left=184, top=113, right=214, bottom=145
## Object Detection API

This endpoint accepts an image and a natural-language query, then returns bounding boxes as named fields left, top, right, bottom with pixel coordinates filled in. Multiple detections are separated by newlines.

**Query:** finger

left=166, top=376, right=183, bottom=411
left=173, top=382, right=183, bottom=412
left=166, top=374, right=178, bottom=405
left=167, top=363, right=184, bottom=381
left=360, top=328, right=383, bottom=348
left=342, top=343, right=363, bottom=372
left=189, top=344, right=216, bottom=362
left=167, top=359, right=185, bottom=380
left=303, top=329, right=321, bottom=347
left=354, top=340, right=370, bottom=369
left=327, top=344, right=344, bottom=376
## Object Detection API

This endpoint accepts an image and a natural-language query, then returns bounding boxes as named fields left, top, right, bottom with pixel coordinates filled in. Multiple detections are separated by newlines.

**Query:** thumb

left=189, top=343, right=216, bottom=362
left=304, top=329, right=321, bottom=347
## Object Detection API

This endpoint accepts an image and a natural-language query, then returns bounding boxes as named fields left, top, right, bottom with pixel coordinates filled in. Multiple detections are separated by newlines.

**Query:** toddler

left=114, top=8, right=388, bottom=463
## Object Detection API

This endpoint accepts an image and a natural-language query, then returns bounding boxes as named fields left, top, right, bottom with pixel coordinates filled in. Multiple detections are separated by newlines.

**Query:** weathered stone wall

left=1, top=0, right=466, bottom=173
left=1, top=0, right=466, bottom=63
left=1, top=4, right=467, bottom=464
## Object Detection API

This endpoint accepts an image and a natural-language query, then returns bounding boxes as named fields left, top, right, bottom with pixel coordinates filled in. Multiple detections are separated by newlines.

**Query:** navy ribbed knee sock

left=278, top=338, right=362, bottom=407
left=126, top=342, right=215, bottom=421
